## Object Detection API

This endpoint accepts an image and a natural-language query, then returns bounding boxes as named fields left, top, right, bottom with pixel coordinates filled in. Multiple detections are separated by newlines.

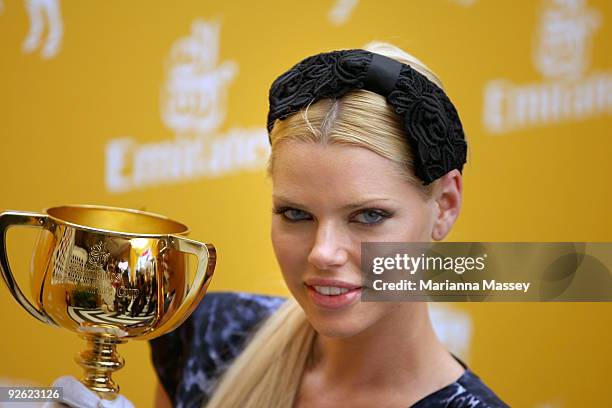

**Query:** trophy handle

left=143, top=236, right=216, bottom=339
left=0, top=211, right=56, bottom=325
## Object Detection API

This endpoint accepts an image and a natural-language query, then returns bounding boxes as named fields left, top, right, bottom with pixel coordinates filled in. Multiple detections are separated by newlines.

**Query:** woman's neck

left=304, top=303, right=464, bottom=400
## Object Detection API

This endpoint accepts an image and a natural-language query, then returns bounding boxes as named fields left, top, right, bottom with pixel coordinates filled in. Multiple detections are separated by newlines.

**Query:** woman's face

left=271, top=140, right=439, bottom=338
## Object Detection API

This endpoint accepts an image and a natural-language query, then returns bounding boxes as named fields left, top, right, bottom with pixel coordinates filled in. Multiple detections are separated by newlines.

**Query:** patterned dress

left=149, top=291, right=509, bottom=408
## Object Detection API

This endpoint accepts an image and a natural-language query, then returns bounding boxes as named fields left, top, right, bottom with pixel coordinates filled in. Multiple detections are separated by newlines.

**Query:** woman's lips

left=304, top=277, right=361, bottom=289
left=304, top=278, right=362, bottom=309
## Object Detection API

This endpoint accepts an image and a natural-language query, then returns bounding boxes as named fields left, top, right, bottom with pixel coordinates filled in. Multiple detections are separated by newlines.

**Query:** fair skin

left=155, top=140, right=464, bottom=407
left=271, top=141, right=464, bottom=408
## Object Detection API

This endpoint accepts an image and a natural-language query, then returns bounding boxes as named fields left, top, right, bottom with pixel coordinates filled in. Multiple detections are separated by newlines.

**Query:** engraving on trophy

left=52, top=237, right=111, bottom=294
left=64, top=242, right=112, bottom=295
left=117, top=287, right=140, bottom=299
left=86, top=241, right=111, bottom=269
left=51, top=237, right=147, bottom=313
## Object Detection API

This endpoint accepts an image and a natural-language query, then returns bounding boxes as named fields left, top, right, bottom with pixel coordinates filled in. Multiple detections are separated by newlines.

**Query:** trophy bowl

left=0, top=205, right=216, bottom=399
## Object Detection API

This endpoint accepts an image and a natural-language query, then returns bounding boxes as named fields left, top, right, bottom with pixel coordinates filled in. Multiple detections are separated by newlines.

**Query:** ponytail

left=204, top=298, right=315, bottom=407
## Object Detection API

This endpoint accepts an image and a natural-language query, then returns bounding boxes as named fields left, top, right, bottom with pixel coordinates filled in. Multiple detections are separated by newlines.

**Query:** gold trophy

left=0, top=205, right=216, bottom=399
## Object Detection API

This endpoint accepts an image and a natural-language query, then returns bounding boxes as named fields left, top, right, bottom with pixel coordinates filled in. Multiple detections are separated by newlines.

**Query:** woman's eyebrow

left=271, top=196, right=307, bottom=210
left=272, top=195, right=392, bottom=210
left=341, top=198, right=393, bottom=210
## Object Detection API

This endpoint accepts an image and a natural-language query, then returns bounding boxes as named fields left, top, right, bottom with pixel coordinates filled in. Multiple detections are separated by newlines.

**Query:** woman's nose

left=307, top=221, right=348, bottom=270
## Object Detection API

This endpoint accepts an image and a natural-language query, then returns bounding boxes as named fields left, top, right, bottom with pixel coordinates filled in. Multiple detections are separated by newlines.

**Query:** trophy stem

left=75, top=331, right=127, bottom=400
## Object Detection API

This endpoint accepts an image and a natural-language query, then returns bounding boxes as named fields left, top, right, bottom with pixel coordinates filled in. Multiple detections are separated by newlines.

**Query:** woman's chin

left=292, top=287, right=383, bottom=338
left=306, top=308, right=374, bottom=339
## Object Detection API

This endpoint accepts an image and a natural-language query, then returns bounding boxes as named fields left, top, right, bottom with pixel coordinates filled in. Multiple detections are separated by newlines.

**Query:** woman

left=54, top=42, right=508, bottom=407
left=152, top=42, right=507, bottom=408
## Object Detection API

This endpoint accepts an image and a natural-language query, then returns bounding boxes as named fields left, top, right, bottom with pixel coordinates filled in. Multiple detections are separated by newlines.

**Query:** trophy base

left=75, top=326, right=128, bottom=400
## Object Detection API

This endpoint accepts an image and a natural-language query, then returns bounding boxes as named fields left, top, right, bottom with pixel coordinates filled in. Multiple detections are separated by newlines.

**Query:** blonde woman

left=150, top=42, right=507, bottom=408
left=52, top=42, right=508, bottom=407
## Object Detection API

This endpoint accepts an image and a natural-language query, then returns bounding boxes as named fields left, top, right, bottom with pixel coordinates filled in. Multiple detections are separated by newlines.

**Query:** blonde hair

left=204, top=42, right=446, bottom=408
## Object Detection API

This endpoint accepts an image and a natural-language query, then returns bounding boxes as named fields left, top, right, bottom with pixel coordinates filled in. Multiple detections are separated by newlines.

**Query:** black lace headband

left=267, top=49, right=467, bottom=185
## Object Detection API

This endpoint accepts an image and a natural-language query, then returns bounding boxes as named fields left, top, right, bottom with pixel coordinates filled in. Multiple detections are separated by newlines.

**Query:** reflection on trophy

left=0, top=205, right=216, bottom=399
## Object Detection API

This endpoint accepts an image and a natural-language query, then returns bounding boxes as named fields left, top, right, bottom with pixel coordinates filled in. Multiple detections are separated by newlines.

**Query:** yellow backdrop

left=1, top=0, right=611, bottom=406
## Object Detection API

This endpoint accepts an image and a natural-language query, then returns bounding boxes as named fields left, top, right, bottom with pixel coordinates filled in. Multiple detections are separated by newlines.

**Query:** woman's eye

left=275, top=207, right=311, bottom=222
left=353, top=209, right=390, bottom=225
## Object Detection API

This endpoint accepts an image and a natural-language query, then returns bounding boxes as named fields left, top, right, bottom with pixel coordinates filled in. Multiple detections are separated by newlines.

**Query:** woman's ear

left=430, top=169, right=462, bottom=241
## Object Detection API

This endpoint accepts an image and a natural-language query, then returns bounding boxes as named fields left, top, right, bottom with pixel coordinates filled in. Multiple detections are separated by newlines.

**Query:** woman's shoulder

left=186, top=290, right=287, bottom=334
left=412, top=356, right=509, bottom=408
left=149, top=291, right=287, bottom=408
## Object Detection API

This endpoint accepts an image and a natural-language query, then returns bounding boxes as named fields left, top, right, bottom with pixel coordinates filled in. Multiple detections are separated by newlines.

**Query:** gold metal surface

left=0, top=205, right=216, bottom=399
